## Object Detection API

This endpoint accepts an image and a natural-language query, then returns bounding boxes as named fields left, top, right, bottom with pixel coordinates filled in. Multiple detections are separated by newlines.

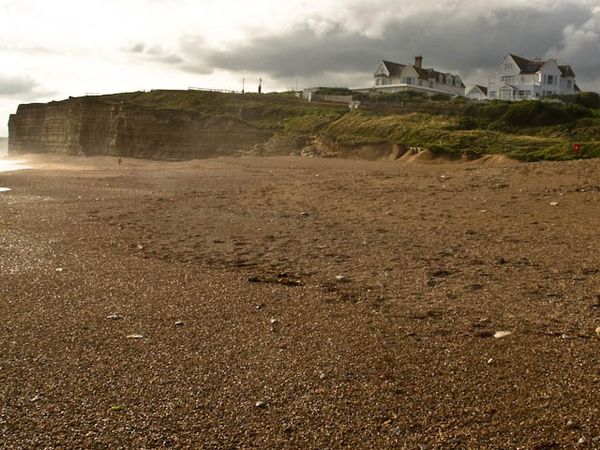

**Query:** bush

left=315, top=87, right=354, bottom=96
left=553, top=92, right=600, bottom=110
left=463, top=101, right=510, bottom=122
left=500, top=101, right=591, bottom=127
left=431, top=93, right=452, bottom=101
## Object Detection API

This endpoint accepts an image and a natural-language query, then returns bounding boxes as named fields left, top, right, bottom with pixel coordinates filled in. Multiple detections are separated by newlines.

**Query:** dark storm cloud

left=0, top=74, right=38, bottom=96
left=126, top=42, right=184, bottom=65
left=176, top=1, right=600, bottom=90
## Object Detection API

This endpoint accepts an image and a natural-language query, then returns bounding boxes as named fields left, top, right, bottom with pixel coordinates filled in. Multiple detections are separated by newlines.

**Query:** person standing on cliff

left=118, top=157, right=122, bottom=165
left=258, top=78, right=262, bottom=94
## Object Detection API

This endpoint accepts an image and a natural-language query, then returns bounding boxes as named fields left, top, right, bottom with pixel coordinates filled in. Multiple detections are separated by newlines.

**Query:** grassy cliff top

left=48, top=90, right=600, bottom=161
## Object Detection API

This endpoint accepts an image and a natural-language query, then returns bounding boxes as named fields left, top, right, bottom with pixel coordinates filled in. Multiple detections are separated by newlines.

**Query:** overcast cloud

left=1, top=0, right=599, bottom=136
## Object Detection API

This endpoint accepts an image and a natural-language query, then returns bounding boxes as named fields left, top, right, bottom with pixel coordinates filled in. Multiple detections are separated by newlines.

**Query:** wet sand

left=1, top=154, right=599, bottom=449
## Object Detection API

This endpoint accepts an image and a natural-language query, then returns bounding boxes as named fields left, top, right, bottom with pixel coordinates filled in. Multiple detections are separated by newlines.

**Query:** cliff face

left=8, top=97, right=273, bottom=159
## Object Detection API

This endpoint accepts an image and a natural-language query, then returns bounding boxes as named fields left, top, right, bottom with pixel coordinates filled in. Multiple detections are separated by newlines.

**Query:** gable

left=381, top=60, right=406, bottom=77
left=559, top=65, right=576, bottom=77
left=374, top=63, right=389, bottom=77
left=539, top=59, right=561, bottom=75
left=400, top=65, right=423, bottom=80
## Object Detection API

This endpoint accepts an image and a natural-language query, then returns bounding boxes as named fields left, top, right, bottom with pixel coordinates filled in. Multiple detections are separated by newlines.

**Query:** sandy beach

left=1, top=153, right=599, bottom=449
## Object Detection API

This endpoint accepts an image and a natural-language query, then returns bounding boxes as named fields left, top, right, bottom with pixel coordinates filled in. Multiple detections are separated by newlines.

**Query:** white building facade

left=466, top=85, right=488, bottom=101
left=354, top=56, right=465, bottom=97
left=488, top=54, right=579, bottom=101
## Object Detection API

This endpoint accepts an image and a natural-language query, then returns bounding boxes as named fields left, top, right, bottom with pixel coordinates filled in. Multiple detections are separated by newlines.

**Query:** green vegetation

left=81, top=89, right=600, bottom=161
left=93, top=89, right=347, bottom=131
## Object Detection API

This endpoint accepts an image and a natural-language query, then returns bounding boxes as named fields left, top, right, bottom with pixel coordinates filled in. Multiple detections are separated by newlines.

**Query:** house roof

left=381, top=60, right=406, bottom=76
left=475, top=84, right=488, bottom=95
left=378, top=59, right=462, bottom=85
left=508, top=54, right=576, bottom=78
left=509, top=54, right=543, bottom=74
left=559, top=65, right=576, bottom=77
left=574, top=83, right=581, bottom=92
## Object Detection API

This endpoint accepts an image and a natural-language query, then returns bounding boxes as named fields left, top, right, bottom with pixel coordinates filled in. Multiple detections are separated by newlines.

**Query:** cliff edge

left=8, top=93, right=283, bottom=159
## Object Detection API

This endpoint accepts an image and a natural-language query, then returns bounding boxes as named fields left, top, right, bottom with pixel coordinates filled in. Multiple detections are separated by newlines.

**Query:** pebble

left=494, top=331, right=512, bottom=339
left=550, top=201, right=559, bottom=206
left=255, top=400, right=268, bottom=408
left=335, top=275, right=347, bottom=282
left=30, top=394, right=41, bottom=402
left=567, top=419, right=581, bottom=429
left=175, top=320, right=184, bottom=326
left=487, top=358, right=494, bottom=365
left=55, top=268, right=64, bottom=273
left=126, top=334, right=144, bottom=339
left=578, top=437, right=586, bottom=445
left=319, top=372, right=326, bottom=380
left=595, top=326, right=600, bottom=337
left=106, top=314, right=123, bottom=320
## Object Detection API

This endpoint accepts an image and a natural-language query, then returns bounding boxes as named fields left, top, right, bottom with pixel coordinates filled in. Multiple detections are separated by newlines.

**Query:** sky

left=1, top=0, right=599, bottom=136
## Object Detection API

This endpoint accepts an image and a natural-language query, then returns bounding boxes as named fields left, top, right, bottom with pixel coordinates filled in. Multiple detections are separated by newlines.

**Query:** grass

left=74, top=90, right=600, bottom=161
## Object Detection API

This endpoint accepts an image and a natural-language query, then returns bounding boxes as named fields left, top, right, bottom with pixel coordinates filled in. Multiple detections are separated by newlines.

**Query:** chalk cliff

left=8, top=96, right=273, bottom=159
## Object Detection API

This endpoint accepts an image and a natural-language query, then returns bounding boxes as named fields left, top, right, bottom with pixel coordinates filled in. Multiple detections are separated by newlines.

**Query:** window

left=546, top=75, right=554, bottom=85
left=501, top=75, right=515, bottom=84
left=567, top=80, right=572, bottom=89
left=429, top=81, right=433, bottom=88
left=404, top=77, right=413, bottom=85
left=489, top=91, right=497, bottom=99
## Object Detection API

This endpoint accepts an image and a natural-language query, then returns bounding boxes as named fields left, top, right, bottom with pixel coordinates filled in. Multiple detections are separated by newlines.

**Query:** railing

left=188, top=87, right=242, bottom=94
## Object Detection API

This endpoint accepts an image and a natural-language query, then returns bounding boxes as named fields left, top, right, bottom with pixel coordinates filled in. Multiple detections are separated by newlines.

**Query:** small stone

left=30, top=394, right=42, bottom=402
left=595, top=326, right=600, bottom=337
left=270, top=318, right=278, bottom=325
left=494, top=331, right=512, bottom=339
left=487, top=358, right=494, bottom=365
left=479, top=209, right=487, bottom=213
left=578, top=437, right=586, bottom=445
left=55, top=268, right=64, bottom=273
left=335, top=275, right=347, bottom=282
left=550, top=201, right=559, bottom=206
left=299, top=211, right=309, bottom=217
left=567, top=419, right=581, bottom=429
left=393, top=426, right=404, bottom=437
left=126, top=334, right=144, bottom=339
left=106, top=314, right=123, bottom=320
left=175, top=320, right=184, bottom=326
left=319, top=372, right=326, bottom=380
left=255, top=400, right=268, bottom=408
left=136, top=244, right=144, bottom=250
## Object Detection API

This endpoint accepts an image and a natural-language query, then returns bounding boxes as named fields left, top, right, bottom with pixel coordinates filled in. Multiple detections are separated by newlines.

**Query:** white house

left=487, top=54, right=580, bottom=101
left=466, top=85, right=488, bottom=101
left=354, top=56, right=465, bottom=97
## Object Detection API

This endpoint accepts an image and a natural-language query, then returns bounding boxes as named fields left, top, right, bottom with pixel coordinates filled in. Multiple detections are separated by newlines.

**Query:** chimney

left=415, top=55, right=423, bottom=68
